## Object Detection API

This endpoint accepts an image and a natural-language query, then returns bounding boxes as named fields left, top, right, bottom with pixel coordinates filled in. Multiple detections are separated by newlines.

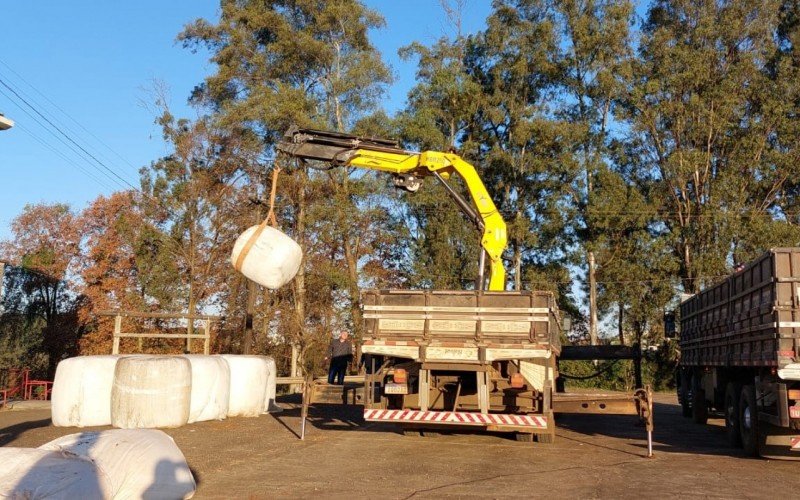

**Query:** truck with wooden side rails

left=277, top=127, right=653, bottom=451
left=673, top=248, right=800, bottom=458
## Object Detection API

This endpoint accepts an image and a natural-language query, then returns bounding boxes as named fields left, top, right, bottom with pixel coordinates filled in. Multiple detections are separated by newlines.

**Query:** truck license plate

left=790, top=406, right=800, bottom=419
left=384, top=383, right=408, bottom=395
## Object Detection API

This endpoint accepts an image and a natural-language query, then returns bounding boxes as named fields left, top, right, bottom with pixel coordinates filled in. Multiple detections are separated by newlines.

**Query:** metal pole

left=647, top=430, right=653, bottom=457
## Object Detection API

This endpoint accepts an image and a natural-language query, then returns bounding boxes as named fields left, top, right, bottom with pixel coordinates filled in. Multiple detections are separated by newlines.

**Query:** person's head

left=339, top=331, right=349, bottom=341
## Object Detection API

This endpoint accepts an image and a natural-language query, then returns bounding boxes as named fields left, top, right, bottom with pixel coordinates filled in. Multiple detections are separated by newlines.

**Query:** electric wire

left=0, top=57, right=138, bottom=171
left=0, top=78, right=138, bottom=189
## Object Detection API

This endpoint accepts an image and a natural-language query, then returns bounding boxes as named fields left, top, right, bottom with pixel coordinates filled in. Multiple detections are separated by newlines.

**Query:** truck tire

left=739, top=385, right=759, bottom=457
left=536, top=432, right=555, bottom=444
left=724, top=382, right=742, bottom=447
left=679, top=370, right=692, bottom=417
left=515, top=432, right=534, bottom=442
left=691, top=373, right=708, bottom=424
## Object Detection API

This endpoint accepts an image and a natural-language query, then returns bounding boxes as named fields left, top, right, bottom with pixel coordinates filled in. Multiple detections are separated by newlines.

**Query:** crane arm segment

left=276, top=127, right=508, bottom=291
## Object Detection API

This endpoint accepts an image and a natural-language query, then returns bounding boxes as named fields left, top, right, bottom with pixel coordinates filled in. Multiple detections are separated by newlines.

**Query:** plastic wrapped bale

left=182, top=354, right=231, bottom=423
left=231, top=224, right=302, bottom=289
left=111, top=356, right=191, bottom=429
left=263, top=356, right=281, bottom=413
left=0, top=448, right=113, bottom=499
left=51, top=355, right=121, bottom=427
left=39, top=429, right=196, bottom=500
left=221, top=355, right=268, bottom=417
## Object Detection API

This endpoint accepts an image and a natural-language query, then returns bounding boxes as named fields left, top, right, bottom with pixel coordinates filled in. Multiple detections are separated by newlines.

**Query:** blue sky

left=0, top=0, right=493, bottom=240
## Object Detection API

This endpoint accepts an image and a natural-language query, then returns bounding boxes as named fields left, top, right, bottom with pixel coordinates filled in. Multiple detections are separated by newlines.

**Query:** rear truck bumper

left=363, top=408, right=549, bottom=432
left=758, top=423, right=800, bottom=460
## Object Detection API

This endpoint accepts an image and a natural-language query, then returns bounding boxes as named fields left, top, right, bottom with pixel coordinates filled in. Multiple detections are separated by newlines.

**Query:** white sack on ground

left=221, top=355, right=268, bottom=417
left=51, top=355, right=120, bottom=427
left=0, top=447, right=113, bottom=499
left=182, top=354, right=230, bottom=423
left=112, top=356, right=191, bottom=429
left=40, top=429, right=196, bottom=500
left=263, top=356, right=280, bottom=413
left=231, top=225, right=302, bottom=289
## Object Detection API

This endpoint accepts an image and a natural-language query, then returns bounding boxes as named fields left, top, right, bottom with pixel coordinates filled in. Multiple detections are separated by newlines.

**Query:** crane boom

left=276, top=126, right=508, bottom=291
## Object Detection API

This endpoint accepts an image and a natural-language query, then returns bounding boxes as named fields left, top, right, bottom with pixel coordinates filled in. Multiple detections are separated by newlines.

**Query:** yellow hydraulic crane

left=276, top=126, right=508, bottom=291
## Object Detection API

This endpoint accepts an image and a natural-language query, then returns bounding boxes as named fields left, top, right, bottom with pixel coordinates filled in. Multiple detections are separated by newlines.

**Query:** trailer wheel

left=724, top=382, right=742, bottom=447
left=739, top=385, right=759, bottom=457
left=691, top=379, right=708, bottom=425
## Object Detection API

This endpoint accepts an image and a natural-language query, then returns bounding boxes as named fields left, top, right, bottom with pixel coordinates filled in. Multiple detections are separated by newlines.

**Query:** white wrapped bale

left=231, top=224, right=302, bottom=289
left=111, top=356, right=191, bottom=429
left=221, top=355, right=268, bottom=417
left=182, top=354, right=231, bottom=423
left=0, top=448, right=113, bottom=499
left=263, top=356, right=280, bottom=413
left=39, top=430, right=196, bottom=500
left=51, top=355, right=120, bottom=427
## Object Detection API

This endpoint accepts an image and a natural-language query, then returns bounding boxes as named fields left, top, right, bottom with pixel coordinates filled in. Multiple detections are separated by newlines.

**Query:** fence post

left=112, top=314, right=122, bottom=354
left=186, top=317, right=192, bottom=354
left=203, top=319, right=210, bottom=355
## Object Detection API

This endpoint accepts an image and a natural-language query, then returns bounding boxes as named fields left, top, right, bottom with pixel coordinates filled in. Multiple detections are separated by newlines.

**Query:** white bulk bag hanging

left=230, top=167, right=302, bottom=290
left=231, top=224, right=302, bottom=289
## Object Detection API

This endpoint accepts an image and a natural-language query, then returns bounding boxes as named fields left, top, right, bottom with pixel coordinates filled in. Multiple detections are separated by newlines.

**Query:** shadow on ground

left=0, top=418, right=51, bottom=446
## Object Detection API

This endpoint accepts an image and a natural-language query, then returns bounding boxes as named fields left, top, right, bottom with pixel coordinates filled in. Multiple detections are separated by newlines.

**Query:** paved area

left=2, top=393, right=799, bottom=499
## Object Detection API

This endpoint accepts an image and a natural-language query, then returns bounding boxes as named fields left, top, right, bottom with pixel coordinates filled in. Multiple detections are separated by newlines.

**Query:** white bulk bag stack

left=182, top=354, right=231, bottom=423
left=51, top=355, right=120, bottom=427
left=40, top=430, right=196, bottom=499
left=0, top=448, right=113, bottom=499
left=263, top=356, right=280, bottom=413
left=112, top=356, right=191, bottom=429
left=221, top=355, right=268, bottom=417
left=231, top=224, right=302, bottom=289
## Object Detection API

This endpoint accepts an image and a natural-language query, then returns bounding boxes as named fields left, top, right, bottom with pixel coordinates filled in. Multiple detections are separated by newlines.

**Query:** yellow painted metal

left=347, top=149, right=508, bottom=291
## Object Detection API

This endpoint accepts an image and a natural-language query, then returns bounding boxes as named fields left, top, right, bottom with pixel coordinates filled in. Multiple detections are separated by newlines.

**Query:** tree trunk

left=514, top=242, right=522, bottom=291
left=243, top=279, right=256, bottom=355
left=291, top=170, right=308, bottom=387
left=617, top=302, right=625, bottom=346
left=588, top=250, right=599, bottom=346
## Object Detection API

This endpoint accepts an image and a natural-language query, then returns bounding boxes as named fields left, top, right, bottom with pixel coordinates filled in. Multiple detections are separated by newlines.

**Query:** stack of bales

left=51, top=354, right=277, bottom=429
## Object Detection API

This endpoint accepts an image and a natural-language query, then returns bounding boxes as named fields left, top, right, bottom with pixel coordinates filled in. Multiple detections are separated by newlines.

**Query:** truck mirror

left=664, top=312, right=676, bottom=339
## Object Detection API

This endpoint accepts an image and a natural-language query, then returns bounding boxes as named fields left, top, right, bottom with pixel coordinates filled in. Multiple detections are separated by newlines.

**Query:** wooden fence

left=97, top=311, right=220, bottom=355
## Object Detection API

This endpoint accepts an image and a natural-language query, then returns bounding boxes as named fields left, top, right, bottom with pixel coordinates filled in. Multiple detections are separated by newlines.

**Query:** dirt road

left=2, top=393, right=798, bottom=498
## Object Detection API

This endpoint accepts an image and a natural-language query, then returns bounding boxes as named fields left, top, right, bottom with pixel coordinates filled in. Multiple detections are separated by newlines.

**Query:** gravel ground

left=2, top=392, right=799, bottom=499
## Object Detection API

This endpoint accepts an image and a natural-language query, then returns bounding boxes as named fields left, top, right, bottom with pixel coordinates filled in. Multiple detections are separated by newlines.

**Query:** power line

left=14, top=122, right=117, bottom=191
left=0, top=58, right=139, bottom=171
left=0, top=78, right=138, bottom=190
left=0, top=85, right=127, bottom=189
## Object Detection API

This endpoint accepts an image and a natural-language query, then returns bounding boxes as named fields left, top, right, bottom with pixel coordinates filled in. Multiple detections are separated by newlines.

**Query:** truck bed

left=680, top=248, right=800, bottom=368
left=361, top=289, right=561, bottom=363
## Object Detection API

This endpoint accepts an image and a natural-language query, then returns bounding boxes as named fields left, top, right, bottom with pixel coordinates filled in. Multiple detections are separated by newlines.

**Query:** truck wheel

left=691, top=384, right=708, bottom=424
left=536, top=432, right=555, bottom=444
left=739, top=385, right=759, bottom=457
left=515, top=432, right=534, bottom=442
left=724, top=382, right=742, bottom=447
left=679, top=370, right=692, bottom=417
